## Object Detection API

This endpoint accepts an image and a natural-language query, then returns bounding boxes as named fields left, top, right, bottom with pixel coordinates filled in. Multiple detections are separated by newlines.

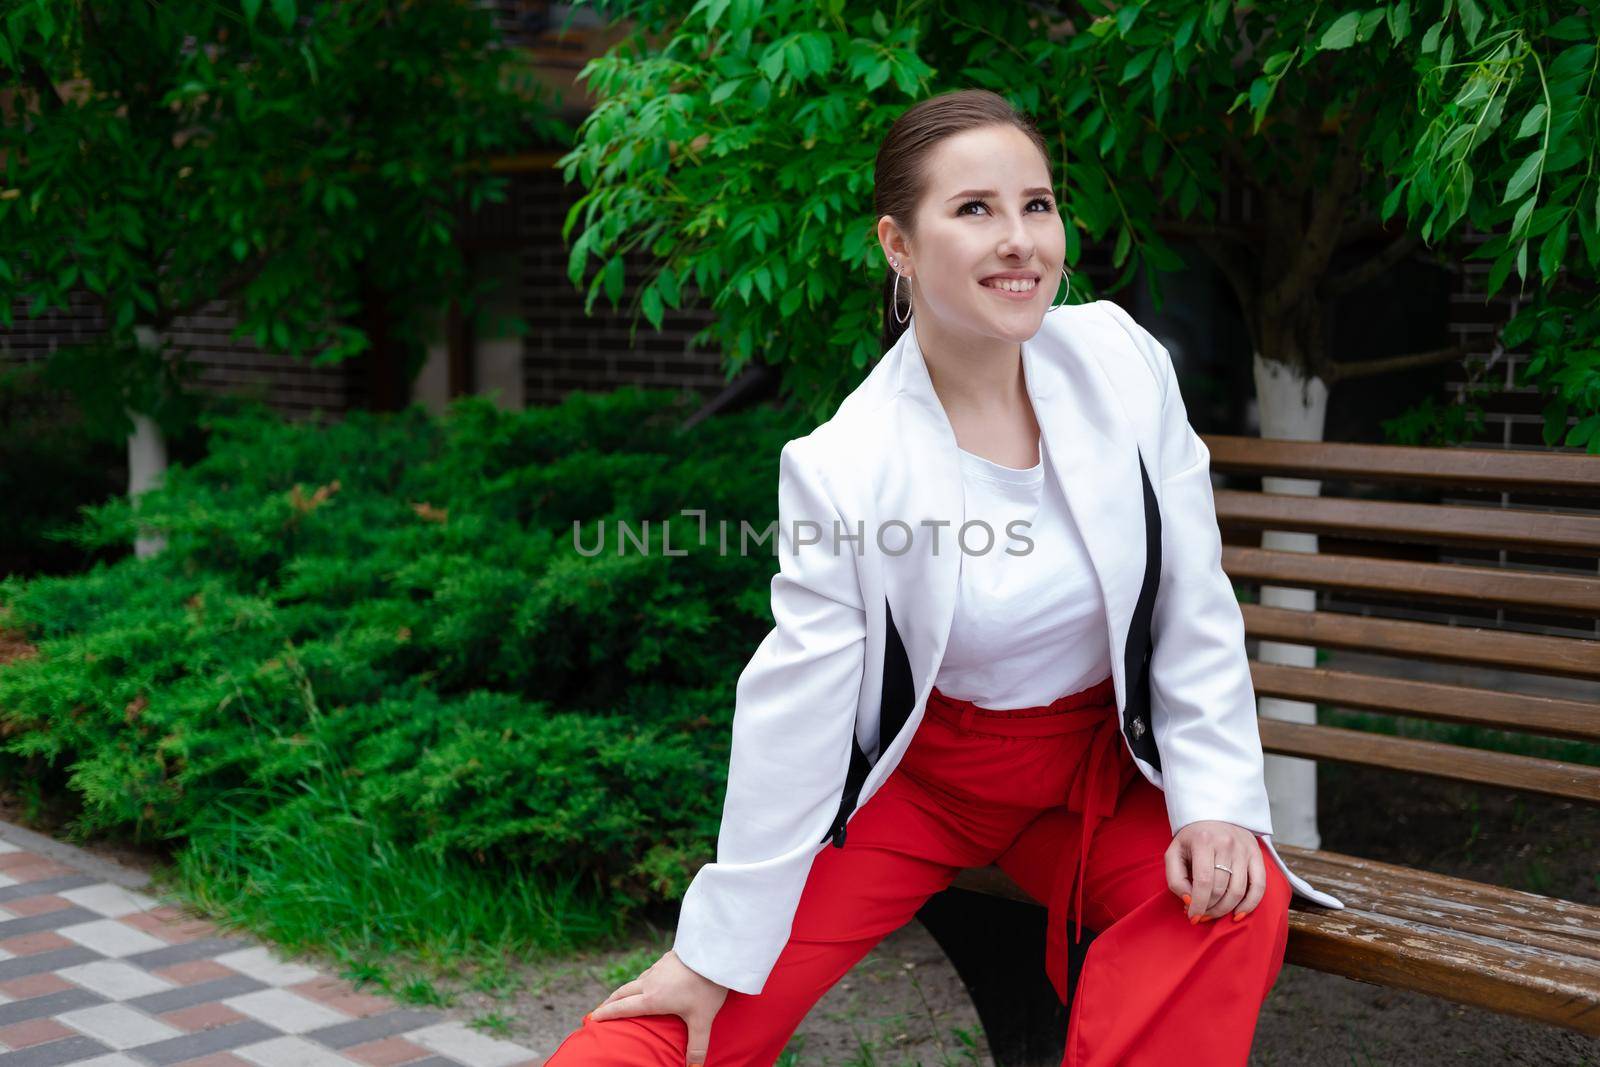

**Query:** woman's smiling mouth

left=980, top=274, right=1039, bottom=298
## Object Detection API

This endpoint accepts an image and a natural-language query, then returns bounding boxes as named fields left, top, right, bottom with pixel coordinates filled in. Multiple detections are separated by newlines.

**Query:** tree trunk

left=128, top=325, right=169, bottom=560
left=1250, top=352, right=1329, bottom=850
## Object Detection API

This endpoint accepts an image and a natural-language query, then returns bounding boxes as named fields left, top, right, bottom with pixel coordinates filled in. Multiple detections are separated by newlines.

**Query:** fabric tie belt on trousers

left=924, top=673, right=1137, bottom=1005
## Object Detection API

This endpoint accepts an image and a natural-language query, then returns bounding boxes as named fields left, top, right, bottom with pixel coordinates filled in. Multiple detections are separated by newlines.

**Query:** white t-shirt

left=932, top=436, right=1115, bottom=710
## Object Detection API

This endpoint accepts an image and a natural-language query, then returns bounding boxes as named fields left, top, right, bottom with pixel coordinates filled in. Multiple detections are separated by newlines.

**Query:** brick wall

left=517, top=166, right=726, bottom=406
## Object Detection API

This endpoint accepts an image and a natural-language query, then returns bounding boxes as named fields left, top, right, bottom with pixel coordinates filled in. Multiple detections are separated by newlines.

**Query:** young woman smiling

left=545, top=88, right=1342, bottom=1067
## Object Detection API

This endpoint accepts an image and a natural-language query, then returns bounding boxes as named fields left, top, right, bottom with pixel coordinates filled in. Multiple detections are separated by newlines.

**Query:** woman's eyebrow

left=946, top=187, right=1055, bottom=201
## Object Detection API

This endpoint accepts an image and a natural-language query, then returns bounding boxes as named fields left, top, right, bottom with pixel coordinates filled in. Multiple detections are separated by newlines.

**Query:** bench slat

left=1256, top=720, right=1600, bottom=803
left=1204, top=435, right=1600, bottom=494
left=1274, top=844, right=1600, bottom=1036
left=1240, top=603, right=1600, bottom=681
left=1214, top=489, right=1600, bottom=556
left=1223, top=545, right=1600, bottom=615
left=1249, top=662, right=1600, bottom=742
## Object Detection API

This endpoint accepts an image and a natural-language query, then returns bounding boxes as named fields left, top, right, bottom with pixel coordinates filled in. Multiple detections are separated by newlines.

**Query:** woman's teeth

left=982, top=278, right=1036, bottom=292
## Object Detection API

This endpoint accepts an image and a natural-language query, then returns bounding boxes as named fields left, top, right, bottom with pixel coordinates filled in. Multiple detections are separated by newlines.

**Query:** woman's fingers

left=590, top=991, right=649, bottom=1022
left=1188, top=837, right=1216, bottom=921
left=1210, top=842, right=1249, bottom=918
left=1163, top=837, right=1192, bottom=903
left=1233, top=840, right=1268, bottom=920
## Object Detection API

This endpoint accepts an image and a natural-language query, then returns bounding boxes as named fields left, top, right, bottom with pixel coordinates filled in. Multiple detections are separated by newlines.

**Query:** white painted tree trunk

left=1251, top=352, right=1329, bottom=849
left=129, top=326, right=170, bottom=560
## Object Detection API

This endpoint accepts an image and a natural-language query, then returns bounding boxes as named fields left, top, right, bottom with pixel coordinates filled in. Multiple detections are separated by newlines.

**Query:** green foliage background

left=563, top=0, right=1599, bottom=446
left=0, top=390, right=810, bottom=949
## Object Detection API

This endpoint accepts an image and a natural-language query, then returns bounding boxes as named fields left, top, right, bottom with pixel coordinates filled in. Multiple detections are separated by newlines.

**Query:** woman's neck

left=913, top=317, right=1040, bottom=466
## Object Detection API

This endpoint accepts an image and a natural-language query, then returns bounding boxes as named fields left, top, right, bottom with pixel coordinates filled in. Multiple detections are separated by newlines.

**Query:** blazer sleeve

left=671, top=434, right=868, bottom=995
left=1100, top=299, right=1274, bottom=838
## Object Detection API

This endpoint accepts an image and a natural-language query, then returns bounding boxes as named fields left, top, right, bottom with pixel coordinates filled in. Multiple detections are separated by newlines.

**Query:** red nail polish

left=582, top=1014, right=591, bottom=1025
left=1181, top=893, right=1191, bottom=906
left=1189, top=914, right=1198, bottom=924
left=1232, top=912, right=1244, bottom=922
left=1200, top=914, right=1213, bottom=923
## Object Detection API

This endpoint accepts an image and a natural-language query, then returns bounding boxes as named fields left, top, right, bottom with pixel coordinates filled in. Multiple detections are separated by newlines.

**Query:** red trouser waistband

left=925, top=672, right=1136, bottom=1004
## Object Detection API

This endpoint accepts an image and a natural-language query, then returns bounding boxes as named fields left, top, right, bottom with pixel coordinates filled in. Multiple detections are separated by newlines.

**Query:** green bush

left=0, top=388, right=810, bottom=958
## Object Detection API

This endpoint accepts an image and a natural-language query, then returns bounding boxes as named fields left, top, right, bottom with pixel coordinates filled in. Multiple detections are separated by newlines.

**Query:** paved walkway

left=0, top=823, right=547, bottom=1067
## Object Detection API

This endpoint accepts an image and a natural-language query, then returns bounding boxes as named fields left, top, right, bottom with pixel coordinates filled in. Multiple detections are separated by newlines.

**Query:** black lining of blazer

left=1122, top=451, right=1163, bottom=769
left=824, top=598, right=914, bottom=848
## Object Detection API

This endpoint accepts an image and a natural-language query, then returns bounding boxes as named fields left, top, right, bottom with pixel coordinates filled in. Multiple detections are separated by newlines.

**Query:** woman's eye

left=957, top=197, right=1055, bottom=216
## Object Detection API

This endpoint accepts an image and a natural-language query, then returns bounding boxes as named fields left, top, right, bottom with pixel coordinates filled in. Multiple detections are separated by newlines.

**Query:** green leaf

left=1456, top=0, right=1483, bottom=46
left=641, top=286, right=663, bottom=330
left=1547, top=15, right=1591, bottom=42
left=1121, top=47, right=1155, bottom=84
left=1515, top=103, right=1546, bottom=139
left=242, top=0, right=263, bottom=27
left=1152, top=50, right=1172, bottom=97
left=1420, top=20, right=1443, bottom=52
left=658, top=266, right=681, bottom=309
left=1174, top=12, right=1199, bottom=49
left=784, top=40, right=807, bottom=82
left=1566, top=413, right=1600, bottom=450
left=271, top=0, right=296, bottom=32
left=1503, top=151, right=1543, bottom=204
left=603, top=256, right=624, bottom=304
left=1452, top=75, right=1489, bottom=108
left=1319, top=12, right=1362, bottom=51
left=1511, top=194, right=1536, bottom=237
left=1387, top=0, right=1412, bottom=41
left=1538, top=217, right=1569, bottom=281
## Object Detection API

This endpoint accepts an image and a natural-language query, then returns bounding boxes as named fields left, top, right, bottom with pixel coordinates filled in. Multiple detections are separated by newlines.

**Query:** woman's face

left=878, top=124, right=1066, bottom=345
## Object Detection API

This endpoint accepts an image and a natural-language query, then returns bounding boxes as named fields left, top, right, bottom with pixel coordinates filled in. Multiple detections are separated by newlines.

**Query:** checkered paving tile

left=0, top=836, right=545, bottom=1066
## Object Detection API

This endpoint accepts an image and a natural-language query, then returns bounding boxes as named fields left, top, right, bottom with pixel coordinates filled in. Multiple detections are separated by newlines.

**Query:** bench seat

left=1272, top=844, right=1600, bottom=1036
left=951, top=843, right=1600, bottom=1037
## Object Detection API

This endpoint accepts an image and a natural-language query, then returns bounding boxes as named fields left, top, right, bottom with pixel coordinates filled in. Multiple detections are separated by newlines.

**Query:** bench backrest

left=1201, top=435, right=1600, bottom=808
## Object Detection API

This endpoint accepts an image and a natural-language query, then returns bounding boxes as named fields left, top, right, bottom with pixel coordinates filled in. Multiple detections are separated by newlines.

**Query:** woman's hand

left=1165, top=819, right=1268, bottom=923
left=588, top=948, right=730, bottom=1066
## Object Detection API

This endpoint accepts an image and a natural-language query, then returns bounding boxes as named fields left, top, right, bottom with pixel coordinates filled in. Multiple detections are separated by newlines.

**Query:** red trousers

left=547, top=674, right=1292, bottom=1066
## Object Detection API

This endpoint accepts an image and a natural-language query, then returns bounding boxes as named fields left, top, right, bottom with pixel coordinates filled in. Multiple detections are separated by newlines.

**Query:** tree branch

left=1324, top=342, right=1471, bottom=385
left=1322, top=229, right=1426, bottom=298
left=1261, top=103, right=1372, bottom=311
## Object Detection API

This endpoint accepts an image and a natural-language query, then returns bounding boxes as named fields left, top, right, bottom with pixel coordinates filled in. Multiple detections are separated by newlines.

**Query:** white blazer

left=672, top=298, right=1345, bottom=996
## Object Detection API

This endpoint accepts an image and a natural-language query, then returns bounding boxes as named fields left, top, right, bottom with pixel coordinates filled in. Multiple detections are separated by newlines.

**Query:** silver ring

left=1214, top=863, right=1233, bottom=874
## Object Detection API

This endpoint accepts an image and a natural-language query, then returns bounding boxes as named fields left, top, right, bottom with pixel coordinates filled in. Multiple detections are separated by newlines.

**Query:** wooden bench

left=914, top=435, right=1600, bottom=1065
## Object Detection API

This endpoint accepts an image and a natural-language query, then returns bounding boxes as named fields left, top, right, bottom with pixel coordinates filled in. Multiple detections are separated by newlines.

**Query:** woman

left=546, top=88, right=1344, bottom=1067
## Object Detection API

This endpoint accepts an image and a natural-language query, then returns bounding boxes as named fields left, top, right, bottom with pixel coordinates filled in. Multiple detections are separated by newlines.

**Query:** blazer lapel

left=874, top=318, right=966, bottom=754
left=1023, top=320, right=1147, bottom=724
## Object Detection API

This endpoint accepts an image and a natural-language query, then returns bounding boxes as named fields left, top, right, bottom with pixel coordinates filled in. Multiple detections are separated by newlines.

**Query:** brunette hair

left=873, top=89, right=1054, bottom=353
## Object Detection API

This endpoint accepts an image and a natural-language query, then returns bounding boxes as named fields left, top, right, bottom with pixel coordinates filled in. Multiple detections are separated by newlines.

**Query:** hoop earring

left=888, top=256, right=912, bottom=325
left=892, top=270, right=912, bottom=324
left=1047, top=265, right=1073, bottom=312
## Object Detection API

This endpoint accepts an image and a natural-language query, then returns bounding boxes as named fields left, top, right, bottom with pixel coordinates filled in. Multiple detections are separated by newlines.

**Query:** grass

left=144, top=761, right=630, bottom=1016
